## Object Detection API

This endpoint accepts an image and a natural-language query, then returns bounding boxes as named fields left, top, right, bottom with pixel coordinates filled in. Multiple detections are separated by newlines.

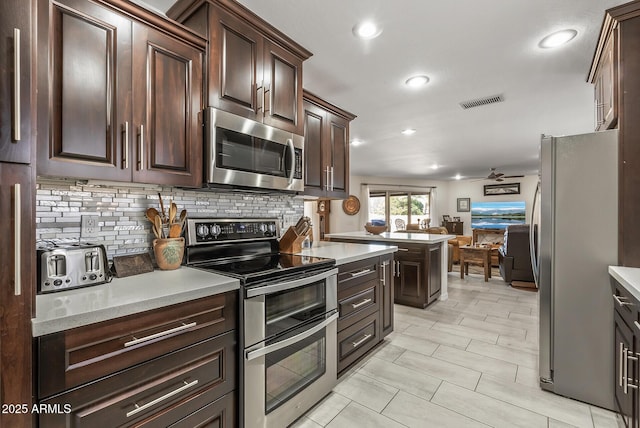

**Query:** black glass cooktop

left=194, top=253, right=335, bottom=285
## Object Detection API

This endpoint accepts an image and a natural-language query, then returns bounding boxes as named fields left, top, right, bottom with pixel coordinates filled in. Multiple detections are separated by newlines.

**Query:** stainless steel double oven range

left=185, top=218, right=338, bottom=427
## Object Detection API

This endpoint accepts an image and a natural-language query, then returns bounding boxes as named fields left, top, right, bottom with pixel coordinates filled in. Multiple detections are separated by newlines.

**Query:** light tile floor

left=293, top=271, right=621, bottom=428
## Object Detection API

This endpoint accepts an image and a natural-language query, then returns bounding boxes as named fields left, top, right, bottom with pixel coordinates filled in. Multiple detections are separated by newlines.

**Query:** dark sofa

left=498, top=224, right=534, bottom=284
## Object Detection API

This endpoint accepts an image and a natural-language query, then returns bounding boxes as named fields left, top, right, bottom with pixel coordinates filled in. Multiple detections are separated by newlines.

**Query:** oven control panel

left=187, top=218, right=279, bottom=245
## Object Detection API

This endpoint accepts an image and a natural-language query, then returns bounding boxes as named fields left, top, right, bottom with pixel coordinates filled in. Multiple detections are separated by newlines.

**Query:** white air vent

left=459, top=94, right=504, bottom=109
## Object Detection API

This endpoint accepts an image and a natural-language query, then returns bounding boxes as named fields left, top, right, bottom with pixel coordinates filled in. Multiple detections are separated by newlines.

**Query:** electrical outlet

left=81, top=215, right=99, bottom=238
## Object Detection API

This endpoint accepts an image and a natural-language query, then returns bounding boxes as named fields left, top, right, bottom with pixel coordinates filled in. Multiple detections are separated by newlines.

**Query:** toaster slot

left=48, top=254, right=67, bottom=277
left=85, top=250, right=101, bottom=272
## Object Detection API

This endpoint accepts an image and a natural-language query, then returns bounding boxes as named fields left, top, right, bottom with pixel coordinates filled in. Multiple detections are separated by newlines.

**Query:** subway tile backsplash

left=36, top=179, right=304, bottom=258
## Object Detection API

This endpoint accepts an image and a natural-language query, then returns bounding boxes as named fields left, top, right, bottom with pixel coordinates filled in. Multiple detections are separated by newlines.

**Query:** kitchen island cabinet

left=326, top=231, right=454, bottom=308
left=37, top=0, right=205, bottom=187
left=33, top=268, right=240, bottom=427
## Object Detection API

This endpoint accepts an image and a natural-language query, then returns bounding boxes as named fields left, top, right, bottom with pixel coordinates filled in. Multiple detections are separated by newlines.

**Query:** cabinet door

left=394, top=253, right=424, bottom=308
left=302, top=100, right=326, bottom=196
left=132, top=24, right=203, bottom=186
left=615, top=311, right=635, bottom=427
left=427, top=244, right=442, bottom=304
left=209, top=6, right=263, bottom=120
left=37, top=0, right=132, bottom=181
left=380, top=254, right=394, bottom=337
left=325, top=113, right=349, bottom=199
left=596, top=30, right=617, bottom=131
left=263, top=39, right=303, bottom=135
left=0, top=163, right=34, bottom=428
left=0, top=0, right=31, bottom=164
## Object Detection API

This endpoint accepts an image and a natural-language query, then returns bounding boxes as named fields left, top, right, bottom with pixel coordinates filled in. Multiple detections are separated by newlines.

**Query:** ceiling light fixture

left=401, top=128, right=416, bottom=136
left=455, top=174, right=461, bottom=180
left=539, top=29, right=578, bottom=48
left=405, top=75, right=430, bottom=88
left=352, top=21, right=382, bottom=40
left=430, top=164, right=439, bottom=170
left=351, top=139, right=364, bottom=147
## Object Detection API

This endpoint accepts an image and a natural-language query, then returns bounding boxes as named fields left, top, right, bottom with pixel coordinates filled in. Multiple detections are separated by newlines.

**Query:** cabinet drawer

left=338, top=286, right=378, bottom=332
left=168, top=392, right=235, bottom=428
left=39, top=331, right=236, bottom=427
left=39, top=291, right=237, bottom=398
left=337, top=312, right=379, bottom=374
left=396, top=245, right=424, bottom=259
left=612, top=279, right=637, bottom=329
left=338, top=258, right=378, bottom=290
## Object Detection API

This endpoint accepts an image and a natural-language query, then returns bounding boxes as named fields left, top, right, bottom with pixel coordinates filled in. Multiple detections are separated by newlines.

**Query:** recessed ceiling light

left=430, top=164, right=439, bottom=170
left=351, top=139, right=364, bottom=147
left=539, top=29, right=578, bottom=48
left=455, top=174, right=462, bottom=180
left=352, top=21, right=382, bottom=40
left=401, top=129, right=416, bottom=136
left=405, top=75, right=430, bottom=88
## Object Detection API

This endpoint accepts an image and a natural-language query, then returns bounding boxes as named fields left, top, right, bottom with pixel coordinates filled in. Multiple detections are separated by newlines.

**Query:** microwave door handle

left=245, top=311, right=338, bottom=361
left=245, top=268, right=338, bottom=298
left=286, top=138, right=295, bottom=185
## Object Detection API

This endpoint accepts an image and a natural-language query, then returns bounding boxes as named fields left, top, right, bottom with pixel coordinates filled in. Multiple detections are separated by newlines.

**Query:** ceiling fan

left=481, top=168, right=524, bottom=182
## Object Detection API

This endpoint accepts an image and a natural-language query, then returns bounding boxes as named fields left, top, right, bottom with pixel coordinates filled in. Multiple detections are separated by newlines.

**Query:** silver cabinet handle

left=352, top=298, right=372, bottom=309
left=325, top=166, right=330, bottom=191
left=634, top=321, right=640, bottom=332
left=381, top=261, right=388, bottom=286
left=620, top=342, right=625, bottom=387
left=122, top=122, right=129, bottom=169
left=13, top=28, right=21, bottom=141
left=256, top=81, right=264, bottom=113
left=395, top=260, right=400, bottom=277
left=613, top=294, right=634, bottom=307
left=398, top=248, right=409, bottom=252
left=14, top=183, right=21, bottom=296
left=124, top=322, right=196, bottom=348
left=626, top=348, right=639, bottom=391
left=126, top=379, right=199, bottom=418
left=350, top=268, right=372, bottom=278
left=352, top=333, right=372, bottom=348
left=138, top=124, right=144, bottom=170
left=330, top=166, right=334, bottom=191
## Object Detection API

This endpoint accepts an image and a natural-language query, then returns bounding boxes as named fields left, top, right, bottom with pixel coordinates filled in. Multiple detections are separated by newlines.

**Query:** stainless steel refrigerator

left=532, top=129, right=618, bottom=410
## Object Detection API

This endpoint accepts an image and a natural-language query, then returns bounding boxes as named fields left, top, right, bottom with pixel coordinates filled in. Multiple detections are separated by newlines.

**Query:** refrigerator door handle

left=530, top=181, right=540, bottom=287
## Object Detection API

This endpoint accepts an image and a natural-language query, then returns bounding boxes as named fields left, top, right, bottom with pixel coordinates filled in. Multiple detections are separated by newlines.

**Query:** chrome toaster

left=37, top=243, right=109, bottom=293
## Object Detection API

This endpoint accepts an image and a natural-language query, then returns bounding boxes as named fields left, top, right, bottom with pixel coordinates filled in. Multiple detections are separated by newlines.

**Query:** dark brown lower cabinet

left=37, top=291, right=238, bottom=427
left=336, top=255, right=394, bottom=375
left=394, top=243, right=441, bottom=308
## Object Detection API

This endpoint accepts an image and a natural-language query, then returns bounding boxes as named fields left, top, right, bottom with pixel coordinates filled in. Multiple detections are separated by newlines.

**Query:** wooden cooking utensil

left=169, top=202, right=177, bottom=225
left=169, top=223, right=182, bottom=238
left=157, top=192, right=166, bottom=222
left=154, top=215, right=163, bottom=239
left=145, top=207, right=159, bottom=223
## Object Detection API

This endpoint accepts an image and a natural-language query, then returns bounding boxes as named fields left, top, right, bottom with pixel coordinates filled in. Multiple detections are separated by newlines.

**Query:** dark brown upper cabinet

left=302, top=91, right=356, bottom=199
left=0, top=0, right=32, bottom=165
left=37, top=0, right=205, bottom=186
left=169, top=0, right=311, bottom=136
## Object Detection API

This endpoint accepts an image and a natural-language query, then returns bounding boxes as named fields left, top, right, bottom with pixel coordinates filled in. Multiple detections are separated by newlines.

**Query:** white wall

left=444, top=175, right=538, bottom=236
left=304, top=174, right=538, bottom=240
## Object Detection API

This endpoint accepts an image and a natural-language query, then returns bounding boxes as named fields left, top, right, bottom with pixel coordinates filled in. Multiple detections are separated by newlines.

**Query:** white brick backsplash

left=36, top=179, right=304, bottom=258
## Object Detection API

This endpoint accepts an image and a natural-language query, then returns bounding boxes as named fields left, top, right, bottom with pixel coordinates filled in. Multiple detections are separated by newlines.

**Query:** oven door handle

left=245, top=268, right=338, bottom=298
left=245, top=311, right=338, bottom=361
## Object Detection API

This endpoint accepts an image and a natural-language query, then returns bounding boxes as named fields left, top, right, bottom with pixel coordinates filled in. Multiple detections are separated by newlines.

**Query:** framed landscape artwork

left=484, top=182, right=520, bottom=196
left=457, top=197, right=470, bottom=212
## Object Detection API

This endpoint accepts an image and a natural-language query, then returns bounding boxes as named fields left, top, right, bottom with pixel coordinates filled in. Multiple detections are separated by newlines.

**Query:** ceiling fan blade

left=496, top=177, right=504, bottom=182
left=502, top=175, right=524, bottom=178
left=495, top=172, right=504, bottom=177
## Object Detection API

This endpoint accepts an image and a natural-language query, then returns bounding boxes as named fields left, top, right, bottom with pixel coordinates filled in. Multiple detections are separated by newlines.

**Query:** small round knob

left=210, top=224, right=222, bottom=237
left=259, top=223, right=268, bottom=233
left=196, top=224, right=209, bottom=237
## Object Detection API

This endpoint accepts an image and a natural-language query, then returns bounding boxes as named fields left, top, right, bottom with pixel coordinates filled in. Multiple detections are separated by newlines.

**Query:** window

left=368, top=191, right=430, bottom=231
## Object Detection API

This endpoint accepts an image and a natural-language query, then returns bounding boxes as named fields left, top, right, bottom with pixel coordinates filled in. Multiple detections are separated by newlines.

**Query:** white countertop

left=609, top=266, right=640, bottom=302
left=297, top=241, right=397, bottom=265
left=32, top=267, right=240, bottom=337
left=326, top=230, right=455, bottom=244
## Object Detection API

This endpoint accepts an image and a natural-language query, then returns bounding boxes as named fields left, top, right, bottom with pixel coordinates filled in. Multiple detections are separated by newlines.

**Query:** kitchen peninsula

left=326, top=231, right=454, bottom=308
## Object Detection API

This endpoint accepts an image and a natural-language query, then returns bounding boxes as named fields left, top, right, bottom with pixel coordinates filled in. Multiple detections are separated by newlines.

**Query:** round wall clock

left=342, top=195, right=361, bottom=216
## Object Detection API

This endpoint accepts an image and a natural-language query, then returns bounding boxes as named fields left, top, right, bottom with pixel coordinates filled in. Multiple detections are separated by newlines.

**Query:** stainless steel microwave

left=204, top=107, right=304, bottom=192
